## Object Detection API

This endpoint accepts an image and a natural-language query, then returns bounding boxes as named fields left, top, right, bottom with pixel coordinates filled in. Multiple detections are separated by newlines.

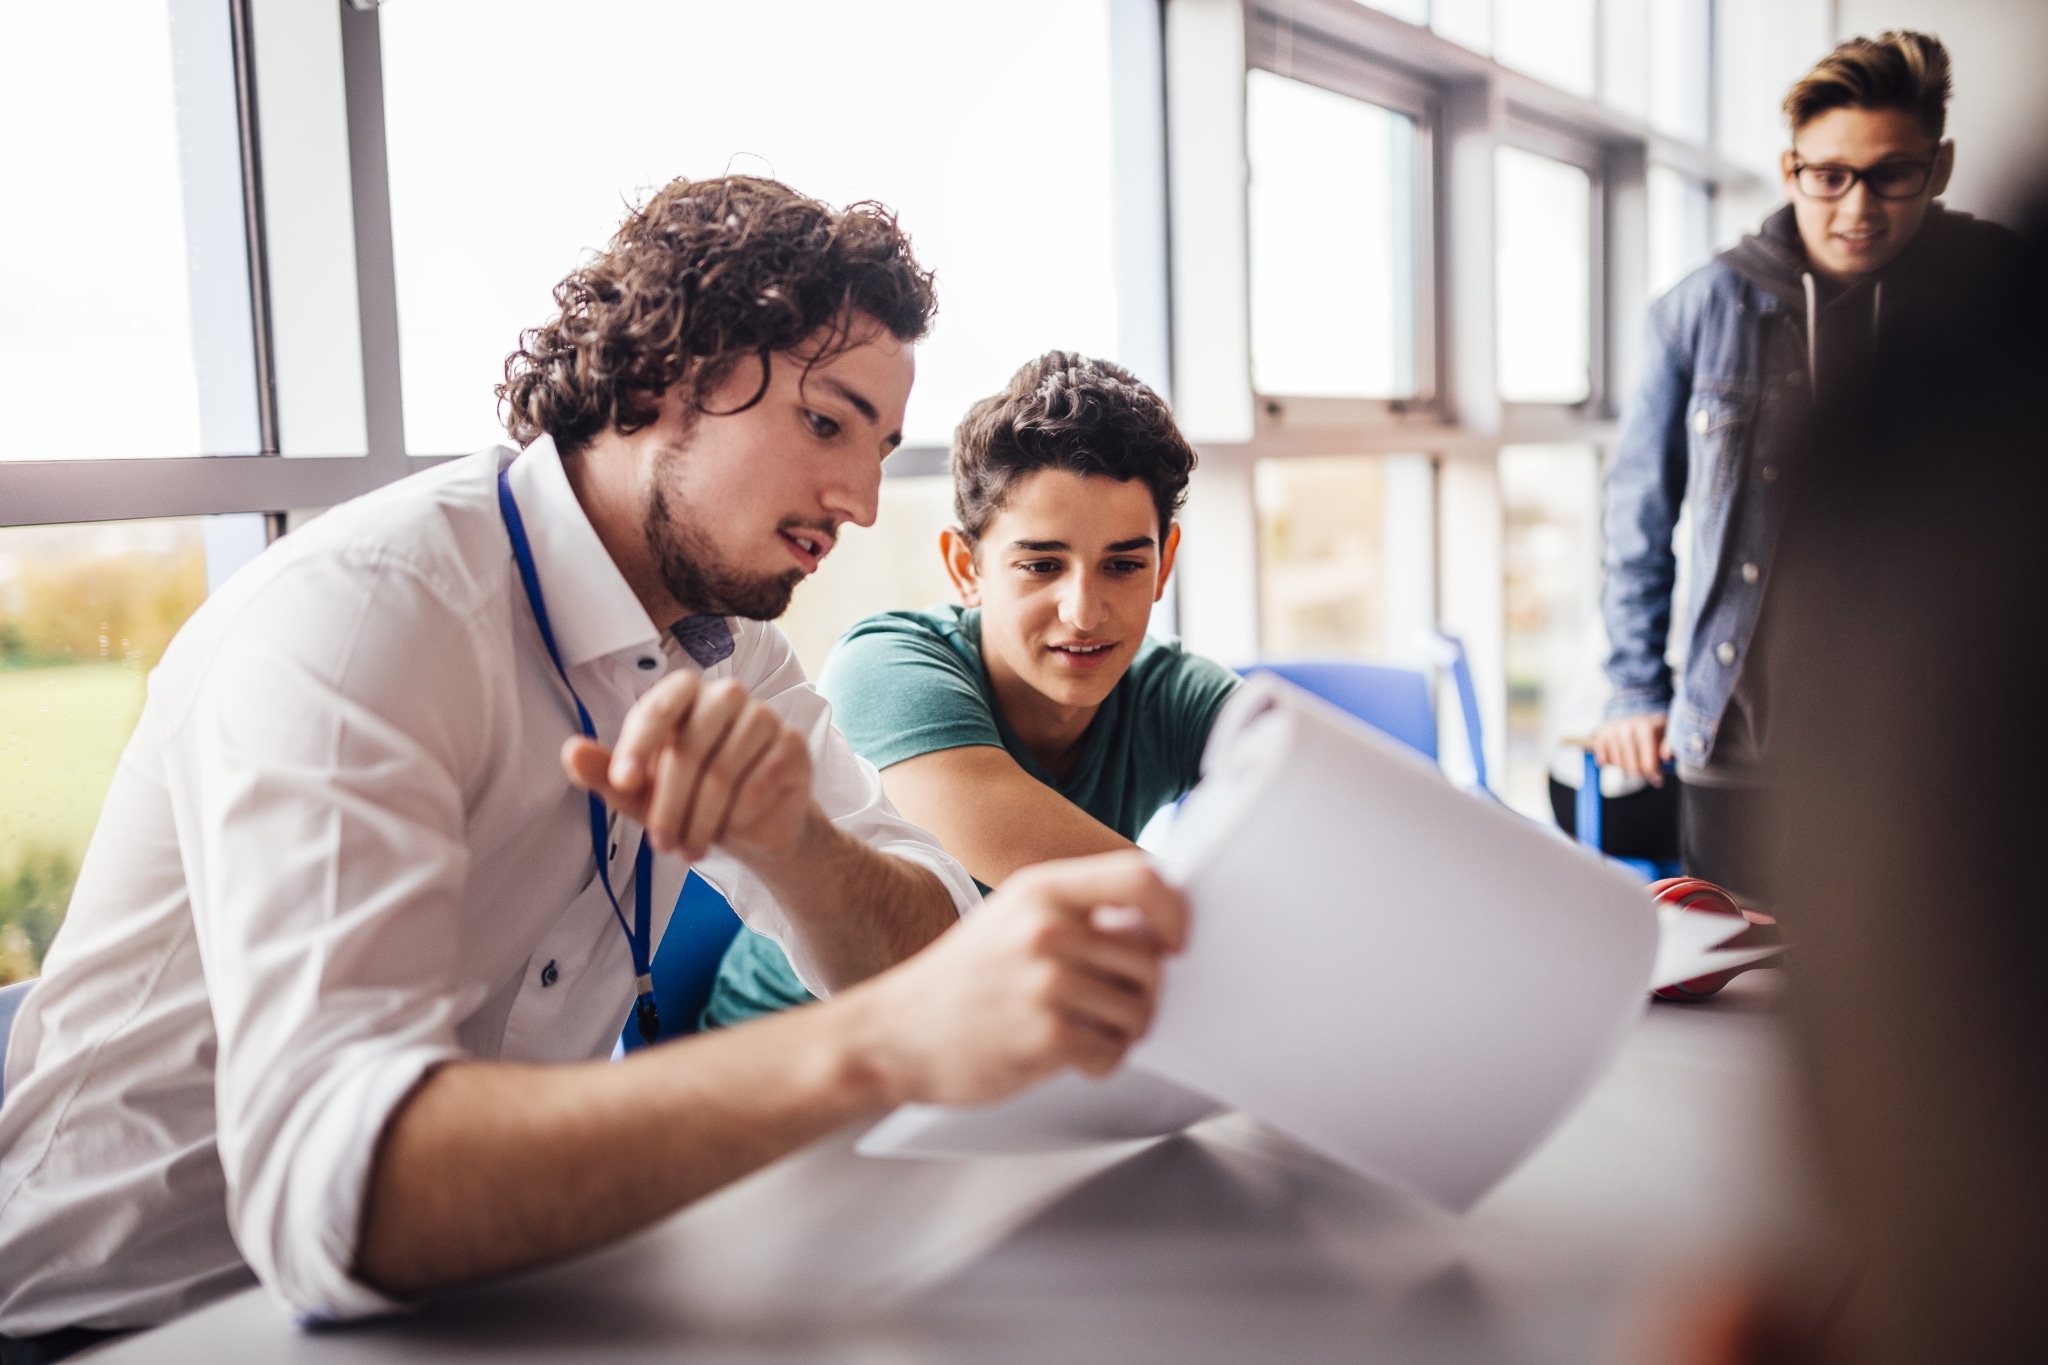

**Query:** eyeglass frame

left=1789, top=158, right=1938, bottom=202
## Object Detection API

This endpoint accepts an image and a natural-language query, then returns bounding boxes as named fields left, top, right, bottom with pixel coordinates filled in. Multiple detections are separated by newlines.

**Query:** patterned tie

left=671, top=615, right=735, bottom=669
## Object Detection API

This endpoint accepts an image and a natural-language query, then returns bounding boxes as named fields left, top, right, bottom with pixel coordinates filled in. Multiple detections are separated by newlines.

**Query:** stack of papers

left=862, top=676, right=1666, bottom=1212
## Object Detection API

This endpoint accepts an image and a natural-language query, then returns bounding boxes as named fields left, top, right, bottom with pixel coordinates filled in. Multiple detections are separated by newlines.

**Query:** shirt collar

left=501, top=435, right=663, bottom=669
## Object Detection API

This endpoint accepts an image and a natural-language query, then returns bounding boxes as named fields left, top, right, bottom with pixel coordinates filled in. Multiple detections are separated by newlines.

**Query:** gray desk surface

left=96, top=974, right=1811, bottom=1365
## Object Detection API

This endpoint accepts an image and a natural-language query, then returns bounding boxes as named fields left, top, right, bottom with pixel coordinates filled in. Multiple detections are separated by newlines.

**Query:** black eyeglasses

left=1792, top=159, right=1936, bottom=201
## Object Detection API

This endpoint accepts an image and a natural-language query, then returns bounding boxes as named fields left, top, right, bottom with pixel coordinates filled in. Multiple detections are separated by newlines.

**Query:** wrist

left=815, top=979, right=918, bottom=1110
left=733, top=801, right=835, bottom=888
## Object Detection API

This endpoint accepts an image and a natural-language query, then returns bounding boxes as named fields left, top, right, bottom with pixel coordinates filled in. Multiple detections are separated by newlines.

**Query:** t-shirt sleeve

left=1141, top=644, right=1244, bottom=792
left=818, top=616, right=1005, bottom=770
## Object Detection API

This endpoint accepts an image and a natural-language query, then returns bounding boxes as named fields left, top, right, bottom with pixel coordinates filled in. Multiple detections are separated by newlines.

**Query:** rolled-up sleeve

left=693, top=625, right=980, bottom=994
left=164, top=552, right=486, bottom=1320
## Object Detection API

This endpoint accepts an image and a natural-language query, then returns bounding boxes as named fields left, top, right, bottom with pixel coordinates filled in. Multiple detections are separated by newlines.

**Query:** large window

left=379, top=0, right=1125, bottom=454
left=0, top=520, right=219, bottom=981
left=1500, top=444, right=1601, bottom=818
left=1254, top=454, right=1435, bottom=664
left=1494, top=146, right=1593, bottom=405
left=1647, top=165, right=1714, bottom=299
left=1245, top=70, right=1420, bottom=400
left=0, top=2, right=256, bottom=461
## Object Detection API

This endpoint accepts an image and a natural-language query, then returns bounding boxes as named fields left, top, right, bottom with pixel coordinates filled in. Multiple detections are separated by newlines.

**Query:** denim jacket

left=1600, top=203, right=2015, bottom=771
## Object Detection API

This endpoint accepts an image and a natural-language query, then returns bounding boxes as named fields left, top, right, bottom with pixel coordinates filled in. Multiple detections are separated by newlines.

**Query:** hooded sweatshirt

left=1690, top=202, right=2022, bottom=784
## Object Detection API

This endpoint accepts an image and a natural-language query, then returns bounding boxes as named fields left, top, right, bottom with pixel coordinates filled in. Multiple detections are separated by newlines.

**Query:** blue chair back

left=1241, top=659, right=1439, bottom=761
left=0, top=978, right=34, bottom=1108
left=621, top=871, right=742, bottom=1052
left=1575, top=750, right=1682, bottom=882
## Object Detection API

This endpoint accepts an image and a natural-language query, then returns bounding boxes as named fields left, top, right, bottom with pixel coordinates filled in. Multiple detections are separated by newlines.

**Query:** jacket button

left=540, top=959, right=559, bottom=988
left=1741, top=562, right=1760, bottom=584
left=1761, top=464, right=1780, bottom=483
left=1692, top=409, right=1711, bottom=435
left=1716, top=642, right=1737, bottom=665
left=1786, top=371, right=1805, bottom=386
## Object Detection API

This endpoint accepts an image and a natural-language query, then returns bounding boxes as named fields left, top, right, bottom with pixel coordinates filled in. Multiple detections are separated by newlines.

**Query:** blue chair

left=1243, top=634, right=1491, bottom=792
left=620, top=871, right=742, bottom=1053
left=1573, top=749, right=1683, bottom=883
left=0, top=978, right=34, bottom=1108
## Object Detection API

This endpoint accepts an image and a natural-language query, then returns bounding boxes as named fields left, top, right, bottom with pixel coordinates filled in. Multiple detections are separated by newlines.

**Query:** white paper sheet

left=857, top=677, right=1657, bottom=1211
left=856, top=1067, right=1225, bottom=1159
left=1649, top=902, right=1785, bottom=990
left=1121, top=676, right=1657, bottom=1212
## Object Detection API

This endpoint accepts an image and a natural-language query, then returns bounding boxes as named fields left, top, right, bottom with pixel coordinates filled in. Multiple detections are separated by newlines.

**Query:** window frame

left=1244, top=14, right=1443, bottom=424
left=0, top=2, right=430, bottom=531
left=1494, top=114, right=1609, bottom=418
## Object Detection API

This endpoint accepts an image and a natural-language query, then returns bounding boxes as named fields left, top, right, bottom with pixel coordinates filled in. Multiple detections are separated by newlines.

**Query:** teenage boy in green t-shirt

left=706, top=351, right=1240, bottom=1025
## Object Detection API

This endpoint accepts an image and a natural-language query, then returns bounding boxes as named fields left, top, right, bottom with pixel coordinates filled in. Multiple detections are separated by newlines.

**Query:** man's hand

left=845, top=851, right=1188, bottom=1107
left=562, top=673, right=814, bottom=863
left=1593, top=711, right=1673, bottom=785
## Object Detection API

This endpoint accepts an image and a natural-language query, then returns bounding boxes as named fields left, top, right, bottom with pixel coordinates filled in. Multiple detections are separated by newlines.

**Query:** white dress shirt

left=0, top=437, right=976, bottom=1334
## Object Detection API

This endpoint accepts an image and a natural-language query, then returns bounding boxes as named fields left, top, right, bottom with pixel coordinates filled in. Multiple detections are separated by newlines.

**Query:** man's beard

left=646, top=483, right=805, bottom=621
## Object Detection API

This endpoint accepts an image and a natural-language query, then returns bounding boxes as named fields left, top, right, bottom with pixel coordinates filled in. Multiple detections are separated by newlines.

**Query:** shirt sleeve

left=1602, top=284, right=1696, bottom=719
left=816, top=615, right=1004, bottom=770
left=690, top=622, right=981, bottom=996
left=1140, top=641, right=1245, bottom=793
left=162, top=550, right=489, bottom=1322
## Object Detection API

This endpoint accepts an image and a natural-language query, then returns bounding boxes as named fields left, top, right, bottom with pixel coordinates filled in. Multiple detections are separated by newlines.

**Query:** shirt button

left=1691, top=408, right=1711, bottom=435
left=1786, top=371, right=1805, bottom=386
left=1688, top=733, right=1707, bottom=754
left=1716, top=642, right=1737, bottom=665
left=1741, top=562, right=1760, bottom=584
left=637, top=657, right=658, bottom=670
left=540, top=959, right=559, bottom=988
left=1761, top=464, right=1780, bottom=483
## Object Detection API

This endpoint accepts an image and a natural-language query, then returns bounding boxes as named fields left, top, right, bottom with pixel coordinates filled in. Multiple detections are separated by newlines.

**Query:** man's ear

left=940, top=526, right=982, bottom=607
left=1929, top=139, right=1956, bottom=199
left=1154, top=522, right=1183, bottom=604
left=1779, top=147, right=1801, bottom=200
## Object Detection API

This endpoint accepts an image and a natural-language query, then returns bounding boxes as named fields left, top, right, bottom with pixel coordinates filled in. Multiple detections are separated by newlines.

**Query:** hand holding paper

left=866, top=677, right=1663, bottom=1212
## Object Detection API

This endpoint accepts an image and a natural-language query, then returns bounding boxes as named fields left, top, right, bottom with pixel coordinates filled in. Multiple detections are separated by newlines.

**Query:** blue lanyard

left=497, top=467, right=661, bottom=1045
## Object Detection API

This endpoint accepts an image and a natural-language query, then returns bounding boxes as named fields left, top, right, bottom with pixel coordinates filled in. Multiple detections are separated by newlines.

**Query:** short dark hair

left=500, top=176, right=936, bottom=453
left=950, top=352, right=1196, bottom=546
left=1784, top=30, right=1952, bottom=141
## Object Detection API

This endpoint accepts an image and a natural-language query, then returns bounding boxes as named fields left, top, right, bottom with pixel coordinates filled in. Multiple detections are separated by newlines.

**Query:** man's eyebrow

left=1010, top=539, right=1070, bottom=552
left=1106, top=536, right=1157, bottom=553
left=815, top=376, right=878, bottom=424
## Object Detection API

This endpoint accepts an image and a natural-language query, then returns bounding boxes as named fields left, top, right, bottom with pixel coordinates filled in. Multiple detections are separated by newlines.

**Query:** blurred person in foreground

left=0, top=178, right=1185, bottom=1361
left=704, top=352, right=1239, bottom=1026
left=1594, top=30, right=2022, bottom=902
left=1662, top=187, right=2048, bottom=1364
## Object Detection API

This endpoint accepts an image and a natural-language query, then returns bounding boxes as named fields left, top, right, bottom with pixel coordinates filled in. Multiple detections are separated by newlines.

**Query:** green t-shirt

left=703, top=605, right=1241, bottom=1028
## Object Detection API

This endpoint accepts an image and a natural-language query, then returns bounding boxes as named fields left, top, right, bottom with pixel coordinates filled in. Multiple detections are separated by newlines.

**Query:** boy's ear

left=1155, top=522, right=1182, bottom=604
left=1930, top=139, right=1956, bottom=199
left=940, top=526, right=982, bottom=607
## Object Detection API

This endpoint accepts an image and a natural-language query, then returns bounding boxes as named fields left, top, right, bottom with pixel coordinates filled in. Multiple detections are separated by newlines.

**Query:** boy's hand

left=1593, top=712, right=1673, bottom=785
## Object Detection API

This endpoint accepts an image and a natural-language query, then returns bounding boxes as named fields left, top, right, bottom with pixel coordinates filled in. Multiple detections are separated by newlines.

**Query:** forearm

left=355, top=993, right=896, bottom=1296
left=746, top=809, right=959, bottom=990
left=880, top=747, right=1131, bottom=887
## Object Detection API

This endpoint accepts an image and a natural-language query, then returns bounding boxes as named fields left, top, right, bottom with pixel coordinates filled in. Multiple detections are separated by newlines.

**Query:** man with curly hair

left=0, top=179, right=1185, bottom=1357
left=706, top=352, right=1239, bottom=1027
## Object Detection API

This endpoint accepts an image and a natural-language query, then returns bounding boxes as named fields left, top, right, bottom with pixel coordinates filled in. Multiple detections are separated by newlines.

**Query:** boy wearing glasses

left=1592, top=30, right=2018, bottom=901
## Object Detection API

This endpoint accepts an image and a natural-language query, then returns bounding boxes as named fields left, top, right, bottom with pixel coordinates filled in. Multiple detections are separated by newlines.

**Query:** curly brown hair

left=1784, top=31, right=1952, bottom=140
left=499, top=176, right=936, bottom=452
left=951, top=352, right=1196, bottom=546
